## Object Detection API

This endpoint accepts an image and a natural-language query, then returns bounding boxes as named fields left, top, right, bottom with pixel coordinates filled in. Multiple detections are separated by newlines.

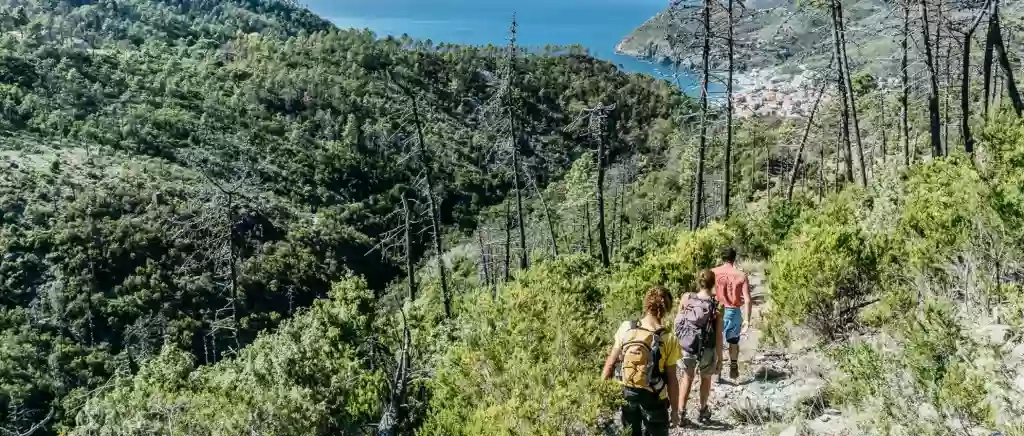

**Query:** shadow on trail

left=738, top=366, right=789, bottom=386
left=691, top=418, right=735, bottom=432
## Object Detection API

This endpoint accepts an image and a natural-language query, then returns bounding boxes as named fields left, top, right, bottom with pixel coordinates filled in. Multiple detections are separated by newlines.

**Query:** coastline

left=615, top=43, right=826, bottom=119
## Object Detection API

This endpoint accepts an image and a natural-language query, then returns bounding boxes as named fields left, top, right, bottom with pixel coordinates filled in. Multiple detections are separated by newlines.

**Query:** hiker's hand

left=715, top=358, right=723, bottom=374
left=741, top=321, right=750, bottom=336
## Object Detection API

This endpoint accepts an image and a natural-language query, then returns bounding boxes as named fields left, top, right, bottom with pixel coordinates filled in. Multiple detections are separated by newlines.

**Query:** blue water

left=303, top=0, right=691, bottom=87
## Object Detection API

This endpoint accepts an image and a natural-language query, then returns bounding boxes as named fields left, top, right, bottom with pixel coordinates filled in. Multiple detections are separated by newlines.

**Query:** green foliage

left=768, top=190, right=880, bottom=338
left=899, top=156, right=994, bottom=270
left=71, top=277, right=387, bottom=436
left=421, top=256, right=619, bottom=436
left=726, top=196, right=811, bottom=259
left=979, top=113, right=1024, bottom=232
left=0, top=0, right=695, bottom=431
left=625, top=222, right=735, bottom=298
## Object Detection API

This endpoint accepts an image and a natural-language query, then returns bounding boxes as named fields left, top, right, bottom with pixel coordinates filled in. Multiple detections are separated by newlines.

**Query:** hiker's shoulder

left=615, top=320, right=633, bottom=335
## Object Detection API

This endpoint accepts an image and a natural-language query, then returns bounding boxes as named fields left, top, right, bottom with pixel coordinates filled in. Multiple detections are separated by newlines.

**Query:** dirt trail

left=671, top=262, right=789, bottom=436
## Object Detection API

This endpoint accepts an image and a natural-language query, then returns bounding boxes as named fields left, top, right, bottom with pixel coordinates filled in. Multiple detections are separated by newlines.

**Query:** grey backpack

left=675, top=295, right=718, bottom=357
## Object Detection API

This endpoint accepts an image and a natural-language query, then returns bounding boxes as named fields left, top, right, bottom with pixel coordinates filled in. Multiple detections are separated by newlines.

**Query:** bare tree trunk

left=377, top=312, right=411, bottom=436
left=504, top=200, right=512, bottom=281
left=403, top=193, right=417, bottom=301
left=901, top=3, right=911, bottom=166
left=788, top=61, right=832, bottom=202
left=990, top=1, right=1024, bottom=115
left=724, top=0, right=735, bottom=218
left=983, top=2, right=996, bottom=116
left=530, top=172, right=559, bottom=258
left=831, top=2, right=855, bottom=182
left=609, top=173, right=620, bottom=259
left=226, top=194, right=241, bottom=351
left=880, top=90, right=888, bottom=163
left=511, top=144, right=528, bottom=270
left=818, top=136, right=826, bottom=203
left=961, top=0, right=991, bottom=153
left=584, top=202, right=593, bottom=257
left=692, top=0, right=711, bottom=231
left=393, top=73, right=452, bottom=318
left=596, top=132, right=610, bottom=268
left=920, top=0, right=943, bottom=158
left=835, top=0, right=867, bottom=186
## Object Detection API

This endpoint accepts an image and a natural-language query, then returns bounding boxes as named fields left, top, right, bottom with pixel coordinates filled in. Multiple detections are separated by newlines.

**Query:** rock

left=918, top=402, right=940, bottom=421
left=825, top=408, right=841, bottom=416
left=976, top=324, right=1012, bottom=346
left=778, top=425, right=798, bottom=436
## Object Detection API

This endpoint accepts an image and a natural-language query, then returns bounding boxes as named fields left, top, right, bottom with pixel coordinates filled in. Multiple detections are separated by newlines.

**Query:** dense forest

left=2, top=0, right=1024, bottom=435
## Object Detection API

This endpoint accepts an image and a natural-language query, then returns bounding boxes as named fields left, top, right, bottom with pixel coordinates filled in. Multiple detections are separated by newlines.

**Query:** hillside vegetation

left=2, top=0, right=1024, bottom=436
left=0, top=0, right=694, bottom=433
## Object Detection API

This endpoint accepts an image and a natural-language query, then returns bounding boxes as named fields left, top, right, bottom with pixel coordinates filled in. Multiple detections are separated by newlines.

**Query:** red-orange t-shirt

left=712, top=263, right=749, bottom=309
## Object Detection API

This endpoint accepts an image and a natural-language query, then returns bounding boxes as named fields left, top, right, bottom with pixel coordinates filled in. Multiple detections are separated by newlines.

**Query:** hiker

left=675, top=269, right=724, bottom=425
left=602, top=286, right=681, bottom=436
left=712, top=246, right=752, bottom=381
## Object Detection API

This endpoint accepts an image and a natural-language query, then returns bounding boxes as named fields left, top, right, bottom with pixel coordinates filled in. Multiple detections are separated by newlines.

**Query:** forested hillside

left=3, top=0, right=1024, bottom=435
left=0, top=0, right=695, bottom=434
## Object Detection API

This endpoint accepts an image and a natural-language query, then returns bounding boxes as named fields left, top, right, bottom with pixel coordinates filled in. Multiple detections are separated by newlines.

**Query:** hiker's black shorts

left=621, top=388, right=669, bottom=436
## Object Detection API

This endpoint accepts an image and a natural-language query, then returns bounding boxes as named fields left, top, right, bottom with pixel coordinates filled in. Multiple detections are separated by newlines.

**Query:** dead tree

left=476, top=15, right=531, bottom=270
left=692, top=0, right=712, bottom=231
left=567, top=104, right=616, bottom=268
left=830, top=1, right=856, bottom=182
left=984, top=0, right=1024, bottom=115
left=389, top=70, right=452, bottom=319
left=724, top=0, right=737, bottom=218
left=377, top=311, right=412, bottom=436
left=788, top=56, right=834, bottom=202
left=524, top=165, right=559, bottom=257
left=504, top=200, right=512, bottom=281
left=952, top=0, right=992, bottom=153
left=1, top=407, right=55, bottom=436
left=367, top=191, right=423, bottom=303
left=901, top=1, right=912, bottom=166
left=835, top=0, right=868, bottom=185
left=919, top=0, right=944, bottom=157
left=169, top=162, right=264, bottom=358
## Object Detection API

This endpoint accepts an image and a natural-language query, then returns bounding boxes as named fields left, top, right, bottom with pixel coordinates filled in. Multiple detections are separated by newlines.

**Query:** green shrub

left=769, top=191, right=880, bottom=338
left=421, top=256, right=619, bottom=436
left=624, top=222, right=735, bottom=299
left=72, top=277, right=387, bottom=436
left=726, top=196, right=811, bottom=259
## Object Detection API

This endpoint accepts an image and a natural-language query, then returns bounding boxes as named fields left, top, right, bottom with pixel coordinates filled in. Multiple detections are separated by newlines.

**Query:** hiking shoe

left=698, top=406, right=712, bottom=423
left=729, top=361, right=740, bottom=380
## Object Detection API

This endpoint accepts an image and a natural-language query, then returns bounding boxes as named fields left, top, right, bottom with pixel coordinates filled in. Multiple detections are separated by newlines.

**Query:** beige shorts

left=680, top=349, right=718, bottom=377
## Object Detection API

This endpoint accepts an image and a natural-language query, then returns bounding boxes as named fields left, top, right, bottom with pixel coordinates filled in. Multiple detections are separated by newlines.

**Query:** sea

left=302, top=0, right=698, bottom=90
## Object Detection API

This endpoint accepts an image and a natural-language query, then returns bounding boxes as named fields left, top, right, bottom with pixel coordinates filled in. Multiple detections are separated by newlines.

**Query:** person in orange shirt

left=711, top=246, right=751, bottom=381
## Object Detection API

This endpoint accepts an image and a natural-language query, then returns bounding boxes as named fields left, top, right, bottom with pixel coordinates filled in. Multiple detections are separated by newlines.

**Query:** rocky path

left=669, top=262, right=840, bottom=436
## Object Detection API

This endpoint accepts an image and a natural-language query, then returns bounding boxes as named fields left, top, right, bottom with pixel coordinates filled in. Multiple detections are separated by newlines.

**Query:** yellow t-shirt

left=613, top=320, right=681, bottom=399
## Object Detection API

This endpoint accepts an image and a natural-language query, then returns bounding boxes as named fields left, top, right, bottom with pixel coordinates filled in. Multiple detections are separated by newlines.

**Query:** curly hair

left=643, top=286, right=673, bottom=319
left=698, top=269, right=716, bottom=291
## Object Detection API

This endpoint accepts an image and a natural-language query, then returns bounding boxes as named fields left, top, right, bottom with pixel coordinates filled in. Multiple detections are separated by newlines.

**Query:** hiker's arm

left=666, top=363, right=679, bottom=417
left=601, top=346, right=619, bottom=380
left=715, top=306, right=725, bottom=372
left=742, top=276, right=752, bottom=334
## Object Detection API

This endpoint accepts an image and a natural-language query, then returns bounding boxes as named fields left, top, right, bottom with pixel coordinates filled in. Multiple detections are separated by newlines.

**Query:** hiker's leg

left=698, top=351, right=716, bottom=408
left=724, top=308, right=743, bottom=378
left=678, top=361, right=697, bottom=418
left=641, top=398, right=670, bottom=436
left=698, top=374, right=713, bottom=408
left=622, top=398, right=643, bottom=436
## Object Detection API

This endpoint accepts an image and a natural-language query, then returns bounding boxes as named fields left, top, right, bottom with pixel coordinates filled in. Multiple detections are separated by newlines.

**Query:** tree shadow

left=739, top=366, right=789, bottom=386
left=695, top=418, right=735, bottom=432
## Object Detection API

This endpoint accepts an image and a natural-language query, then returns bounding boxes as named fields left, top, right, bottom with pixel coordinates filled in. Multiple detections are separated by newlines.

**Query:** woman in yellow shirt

left=601, top=286, right=681, bottom=436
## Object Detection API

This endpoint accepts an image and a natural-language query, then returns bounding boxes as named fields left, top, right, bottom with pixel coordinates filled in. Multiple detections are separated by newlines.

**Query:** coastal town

left=730, top=67, right=833, bottom=119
